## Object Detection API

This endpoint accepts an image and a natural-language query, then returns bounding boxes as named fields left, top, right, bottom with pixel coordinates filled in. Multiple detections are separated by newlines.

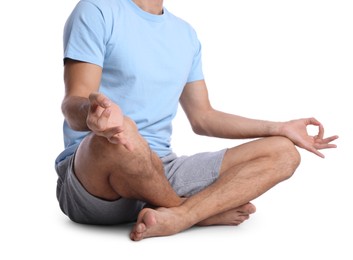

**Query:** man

left=55, top=0, right=338, bottom=241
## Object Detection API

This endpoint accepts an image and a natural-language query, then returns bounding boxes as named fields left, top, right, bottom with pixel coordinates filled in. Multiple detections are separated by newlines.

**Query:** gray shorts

left=55, top=149, right=226, bottom=225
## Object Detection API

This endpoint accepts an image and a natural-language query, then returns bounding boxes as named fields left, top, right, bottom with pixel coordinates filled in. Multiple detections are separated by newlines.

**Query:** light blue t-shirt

left=56, top=0, right=204, bottom=163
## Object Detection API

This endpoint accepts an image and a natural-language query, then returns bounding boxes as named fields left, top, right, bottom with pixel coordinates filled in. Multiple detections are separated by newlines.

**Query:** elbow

left=62, top=112, right=85, bottom=132
left=190, top=117, right=210, bottom=136
left=61, top=103, right=76, bottom=130
left=61, top=100, right=68, bottom=119
left=188, top=109, right=215, bottom=136
left=191, top=124, right=203, bottom=135
left=61, top=98, right=87, bottom=131
left=191, top=124, right=206, bottom=136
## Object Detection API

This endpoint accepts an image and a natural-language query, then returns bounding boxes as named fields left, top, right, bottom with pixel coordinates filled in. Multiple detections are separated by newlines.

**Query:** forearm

left=61, top=96, right=91, bottom=131
left=194, top=109, right=284, bottom=139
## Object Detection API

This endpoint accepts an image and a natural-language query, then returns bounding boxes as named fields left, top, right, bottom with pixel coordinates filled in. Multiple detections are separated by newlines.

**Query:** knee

left=115, top=142, right=164, bottom=181
left=269, top=136, right=301, bottom=180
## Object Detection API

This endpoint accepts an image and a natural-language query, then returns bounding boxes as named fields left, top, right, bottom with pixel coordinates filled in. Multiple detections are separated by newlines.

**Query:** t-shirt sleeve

left=63, top=1, right=107, bottom=67
left=186, top=30, right=204, bottom=83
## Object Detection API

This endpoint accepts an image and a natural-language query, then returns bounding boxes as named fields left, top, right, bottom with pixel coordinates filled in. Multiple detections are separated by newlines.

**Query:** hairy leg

left=130, top=136, right=301, bottom=241
left=74, top=116, right=182, bottom=207
left=196, top=202, right=256, bottom=226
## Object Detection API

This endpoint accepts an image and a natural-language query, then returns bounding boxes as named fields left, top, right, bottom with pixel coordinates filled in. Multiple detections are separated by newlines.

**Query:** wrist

left=267, top=121, right=285, bottom=137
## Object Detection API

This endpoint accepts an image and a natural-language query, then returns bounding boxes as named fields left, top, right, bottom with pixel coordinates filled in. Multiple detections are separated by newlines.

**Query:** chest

left=103, top=19, right=196, bottom=86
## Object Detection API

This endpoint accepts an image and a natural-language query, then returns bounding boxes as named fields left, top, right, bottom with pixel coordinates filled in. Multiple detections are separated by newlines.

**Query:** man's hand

left=280, top=117, right=338, bottom=158
left=86, top=92, right=134, bottom=151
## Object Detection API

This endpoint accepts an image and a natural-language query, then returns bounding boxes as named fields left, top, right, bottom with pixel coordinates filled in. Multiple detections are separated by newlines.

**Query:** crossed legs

left=130, top=136, right=301, bottom=240
left=74, top=116, right=301, bottom=241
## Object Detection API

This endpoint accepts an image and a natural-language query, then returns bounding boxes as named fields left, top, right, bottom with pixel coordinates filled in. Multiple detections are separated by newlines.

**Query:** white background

left=1, top=0, right=352, bottom=259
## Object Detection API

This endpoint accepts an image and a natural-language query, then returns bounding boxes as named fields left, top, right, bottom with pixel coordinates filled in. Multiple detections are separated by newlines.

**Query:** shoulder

left=167, top=10, right=196, bottom=30
left=66, top=0, right=125, bottom=32
left=166, top=9, right=199, bottom=42
left=71, top=0, right=123, bottom=20
left=77, top=0, right=118, bottom=10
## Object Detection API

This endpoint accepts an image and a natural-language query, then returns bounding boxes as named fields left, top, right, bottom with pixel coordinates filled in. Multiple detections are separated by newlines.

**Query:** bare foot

left=130, top=203, right=256, bottom=241
left=130, top=207, right=191, bottom=241
left=197, top=202, right=256, bottom=226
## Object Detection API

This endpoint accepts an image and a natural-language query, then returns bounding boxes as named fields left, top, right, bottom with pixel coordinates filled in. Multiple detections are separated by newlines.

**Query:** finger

left=94, top=107, right=111, bottom=129
left=89, top=92, right=111, bottom=108
left=109, top=133, right=134, bottom=151
left=304, top=145, right=325, bottom=158
left=87, top=107, right=113, bottom=132
left=312, top=149, right=325, bottom=158
left=314, top=135, right=339, bottom=146
left=314, top=143, right=337, bottom=150
left=104, top=125, right=125, bottom=139
left=307, top=117, right=321, bottom=127
left=317, top=123, right=324, bottom=140
left=109, top=131, right=127, bottom=143
left=321, top=135, right=339, bottom=144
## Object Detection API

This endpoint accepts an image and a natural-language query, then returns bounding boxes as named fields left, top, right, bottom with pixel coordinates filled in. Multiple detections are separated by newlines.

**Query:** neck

left=132, top=0, right=164, bottom=15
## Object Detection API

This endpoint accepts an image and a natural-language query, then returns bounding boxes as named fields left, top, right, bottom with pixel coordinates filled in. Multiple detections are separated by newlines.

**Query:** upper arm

left=179, top=80, right=213, bottom=133
left=63, top=0, right=107, bottom=98
left=61, top=59, right=103, bottom=130
left=63, top=59, right=102, bottom=98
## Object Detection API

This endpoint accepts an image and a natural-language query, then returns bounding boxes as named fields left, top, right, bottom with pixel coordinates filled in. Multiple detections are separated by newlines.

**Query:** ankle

left=175, top=200, right=200, bottom=227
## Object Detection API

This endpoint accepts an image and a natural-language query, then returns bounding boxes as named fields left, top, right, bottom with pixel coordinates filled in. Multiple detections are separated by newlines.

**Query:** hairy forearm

left=61, top=96, right=91, bottom=131
left=193, top=109, right=283, bottom=139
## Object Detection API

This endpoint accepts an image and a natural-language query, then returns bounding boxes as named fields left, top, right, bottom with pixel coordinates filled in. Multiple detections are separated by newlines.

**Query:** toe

left=240, top=203, right=256, bottom=214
